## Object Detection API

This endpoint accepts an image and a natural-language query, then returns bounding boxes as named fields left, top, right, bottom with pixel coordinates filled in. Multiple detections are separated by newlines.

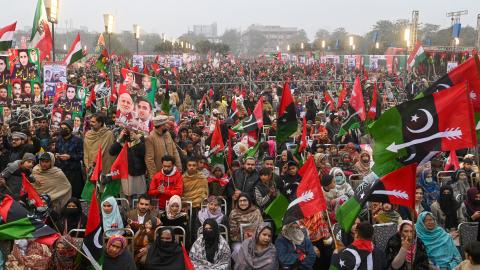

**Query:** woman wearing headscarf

left=101, top=196, right=125, bottom=237
left=460, top=187, right=480, bottom=222
left=197, top=195, right=225, bottom=226
left=103, top=235, right=136, bottom=270
left=229, top=193, right=263, bottom=242
left=32, top=152, right=72, bottom=213
left=314, top=153, right=331, bottom=177
left=354, top=151, right=371, bottom=177
left=374, top=202, right=403, bottom=225
left=448, top=169, right=471, bottom=199
left=56, top=197, right=87, bottom=235
left=418, top=169, right=440, bottom=206
left=329, top=167, right=354, bottom=198
left=159, top=195, right=188, bottom=235
left=190, top=218, right=231, bottom=270
left=275, top=222, right=316, bottom=269
left=50, top=235, right=80, bottom=270
left=385, top=220, right=430, bottom=270
left=144, top=227, right=186, bottom=270
left=430, top=186, right=464, bottom=230
left=233, top=223, right=278, bottom=270
left=415, top=212, right=462, bottom=270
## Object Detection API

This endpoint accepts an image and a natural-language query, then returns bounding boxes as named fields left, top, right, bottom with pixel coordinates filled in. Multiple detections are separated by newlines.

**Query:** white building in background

left=241, top=24, right=299, bottom=55
left=191, top=22, right=219, bottom=42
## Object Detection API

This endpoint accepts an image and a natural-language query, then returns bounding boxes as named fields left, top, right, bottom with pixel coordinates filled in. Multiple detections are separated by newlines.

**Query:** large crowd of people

left=0, top=55, right=479, bottom=270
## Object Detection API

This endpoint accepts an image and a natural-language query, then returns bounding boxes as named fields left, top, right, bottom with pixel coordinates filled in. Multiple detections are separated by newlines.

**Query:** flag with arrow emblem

left=338, top=76, right=366, bottom=137
left=369, top=82, right=476, bottom=177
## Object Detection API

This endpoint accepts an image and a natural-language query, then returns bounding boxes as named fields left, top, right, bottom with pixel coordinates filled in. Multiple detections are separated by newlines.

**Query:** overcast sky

left=3, top=0, right=479, bottom=40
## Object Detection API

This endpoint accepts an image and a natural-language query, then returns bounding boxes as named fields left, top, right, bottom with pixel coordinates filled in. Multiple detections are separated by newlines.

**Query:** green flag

left=264, top=194, right=289, bottom=233
left=146, top=77, right=157, bottom=106
left=337, top=76, right=366, bottom=137
left=276, top=82, right=298, bottom=144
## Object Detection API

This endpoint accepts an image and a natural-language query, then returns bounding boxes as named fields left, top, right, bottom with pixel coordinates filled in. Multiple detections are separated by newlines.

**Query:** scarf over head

left=101, top=196, right=124, bottom=237
left=106, top=234, right=128, bottom=258
left=234, top=223, right=277, bottom=270
left=166, top=195, right=187, bottom=220
left=281, top=222, right=305, bottom=246
left=397, top=220, right=416, bottom=263
left=144, top=227, right=185, bottom=270
left=52, top=235, right=77, bottom=269
left=464, top=187, right=480, bottom=215
left=438, top=185, right=459, bottom=229
left=415, top=212, right=461, bottom=269
left=198, top=196, right=224, bottom=224
left=203, top=218, right=220, bottom=264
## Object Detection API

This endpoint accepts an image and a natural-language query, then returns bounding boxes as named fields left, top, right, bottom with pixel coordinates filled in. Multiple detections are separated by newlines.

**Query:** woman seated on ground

left=144, top=227, right=187, bottom=270
left=133, top=216, right=159, bottom=265
left=229, top=193, right=263, bottom=243
left=385, top=220, right=430, bottom=270
left=460, top=187, right=480, bottom=222
left=275, top=221, right=316, bottom=269
left=430, top=186, right=464, bottom=230
left=56, top=197, right=87, bottom=235
left=374, top=202, right=403, bottom=225
left=102, top=196, right=125, bottom=237
left=233, top=223, right=278, bottom=270
left=196, top=195, right=226, bottom=226
left=415, top=212, right=462, bottom=270
left=103, top=234, right=136, bottom=270
left=190, top=218, right=231, bottom=270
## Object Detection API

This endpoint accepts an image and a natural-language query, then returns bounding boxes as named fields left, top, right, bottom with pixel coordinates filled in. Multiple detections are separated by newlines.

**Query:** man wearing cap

left=280, top=161, right=301, bottom=202
left=0, top=153, right=36, bottom=199
left=56, top=120, right=84, bottom=198
left=145, top=114, right=182, bottom=178
left=32, top=152, right=72, bottom=213
left=8, top=131, right=35, bottom=162
left=83, top=113, right=116, bottom=176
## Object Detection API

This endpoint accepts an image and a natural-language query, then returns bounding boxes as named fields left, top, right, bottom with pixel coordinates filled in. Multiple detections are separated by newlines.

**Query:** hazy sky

left=3, top=0, right=479, bottom=40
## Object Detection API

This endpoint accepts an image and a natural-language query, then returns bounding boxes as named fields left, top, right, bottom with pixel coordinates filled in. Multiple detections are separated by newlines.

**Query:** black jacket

left=385, top=233, right=430, bottom=270
left=226, top=168, right=259, bottom=200
left=109, top=137, right=146, bottom=176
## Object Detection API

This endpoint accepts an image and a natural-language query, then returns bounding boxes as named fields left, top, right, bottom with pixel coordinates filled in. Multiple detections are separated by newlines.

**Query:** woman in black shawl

left=430, top=185, right=464, bottom=230
left=56, top=197, right=87, bottom=235
left=144, top=227, right=186, bottom=270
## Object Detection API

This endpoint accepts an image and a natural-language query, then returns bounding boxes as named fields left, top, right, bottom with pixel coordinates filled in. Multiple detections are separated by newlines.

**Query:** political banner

left=132, top=55, right=144, bottom=70
left=43, top=63, right=67, bottom=102
left=10, top=48, right=41, bottom=81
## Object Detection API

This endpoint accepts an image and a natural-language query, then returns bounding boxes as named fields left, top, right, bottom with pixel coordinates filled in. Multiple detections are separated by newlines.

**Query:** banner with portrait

left=43, top=63, right=67, bottom=102
left=115, top=68, right=156, bottom=133
left=132, top=55, right=144, bottom=70
left=9, top=48, right=41, bottom=82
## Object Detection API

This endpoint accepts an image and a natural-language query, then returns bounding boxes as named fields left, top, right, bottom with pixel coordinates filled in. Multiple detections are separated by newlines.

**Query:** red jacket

left=148, top=167, right=183, bottom=209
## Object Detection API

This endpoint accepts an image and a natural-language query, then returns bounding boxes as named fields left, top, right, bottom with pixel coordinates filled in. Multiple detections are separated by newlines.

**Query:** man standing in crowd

left=8, top=131, right=35, bottom=162
left=55, top=120, right=84, bottom=198
left=148, top=155, right=183, bottom=210
left=226, top=157, right=259, bottom=204
left=145, top=115, right=182, bottom=178
left=0, top=153, right=36, bottom=199
left=83, top=113, right=116, bottom=176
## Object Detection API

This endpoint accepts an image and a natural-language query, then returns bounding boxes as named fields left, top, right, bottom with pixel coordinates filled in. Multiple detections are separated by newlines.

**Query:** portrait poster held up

left=10, top=48, right=40, bottom=82
left=0, top=55, right=11, bottom=107
left=43, top=63, right=67, bottom=102
left=115, top=68, right=156, bottom=134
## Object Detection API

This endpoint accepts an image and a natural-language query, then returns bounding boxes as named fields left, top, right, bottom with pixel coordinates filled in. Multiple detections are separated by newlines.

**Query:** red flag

left=350, top=76, right=367, bottom=121
left=182, top=244, right=196, bottom=270
left=299, top=117, right=307, bottom=152
left=83, top=189, right=103, bottom=269
left=444, top=151, right=460, bottom=171
left=371, top=164, right=417, bottom=208
left=283, top=156, right=326, bottom=225
left=21, top=173, right=44, bottom=207
left=143, top=65, right=150, bottom=75
left=210, top=121, right=225, bottom=153
left=86, top=86, right=96, bottom=108
left=198, top=94, right=207, bottom=111
left=337, top=81, right=348, bottom=109
left=90, top=145, right=102, bottom=182
left=323, top=90, right=335, bottom=111
left=209, top=88, right=214, bottom=98
left=367, top=82, right=379, bottom=120
left=151, top=63, right=160, bottom=75
left=110, top=143, right=128, bottom=180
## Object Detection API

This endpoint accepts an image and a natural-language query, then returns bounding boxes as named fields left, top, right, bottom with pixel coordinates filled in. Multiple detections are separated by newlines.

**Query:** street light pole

left=133, top=24, right=140, bottom=55
left=45, top=0, right=60, bottom=61
left=104, top=14, right=114, bottom=88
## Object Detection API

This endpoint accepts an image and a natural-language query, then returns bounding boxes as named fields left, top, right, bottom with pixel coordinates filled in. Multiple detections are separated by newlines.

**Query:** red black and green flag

left=95, top=48, right=109, bottom=72
left=418, top=54, right=480, bottom=97
left=324, top=90, right=335, bottom=111
left=0, top=194, right=59, bottom=244
left=367, top=82, right=381, bottom=120
left=369, top=82, right=477, bottom=177
left=277, top=82, right=298, bottom=144
left=233, top=96, right=263, bottom=133
left=282, top=156, right=326, bottom=225
left=338, top=76, right=366, bottom=137
left=82, top=189, right=103, bottom=270
left=336, top=164, right=416, bottom=233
